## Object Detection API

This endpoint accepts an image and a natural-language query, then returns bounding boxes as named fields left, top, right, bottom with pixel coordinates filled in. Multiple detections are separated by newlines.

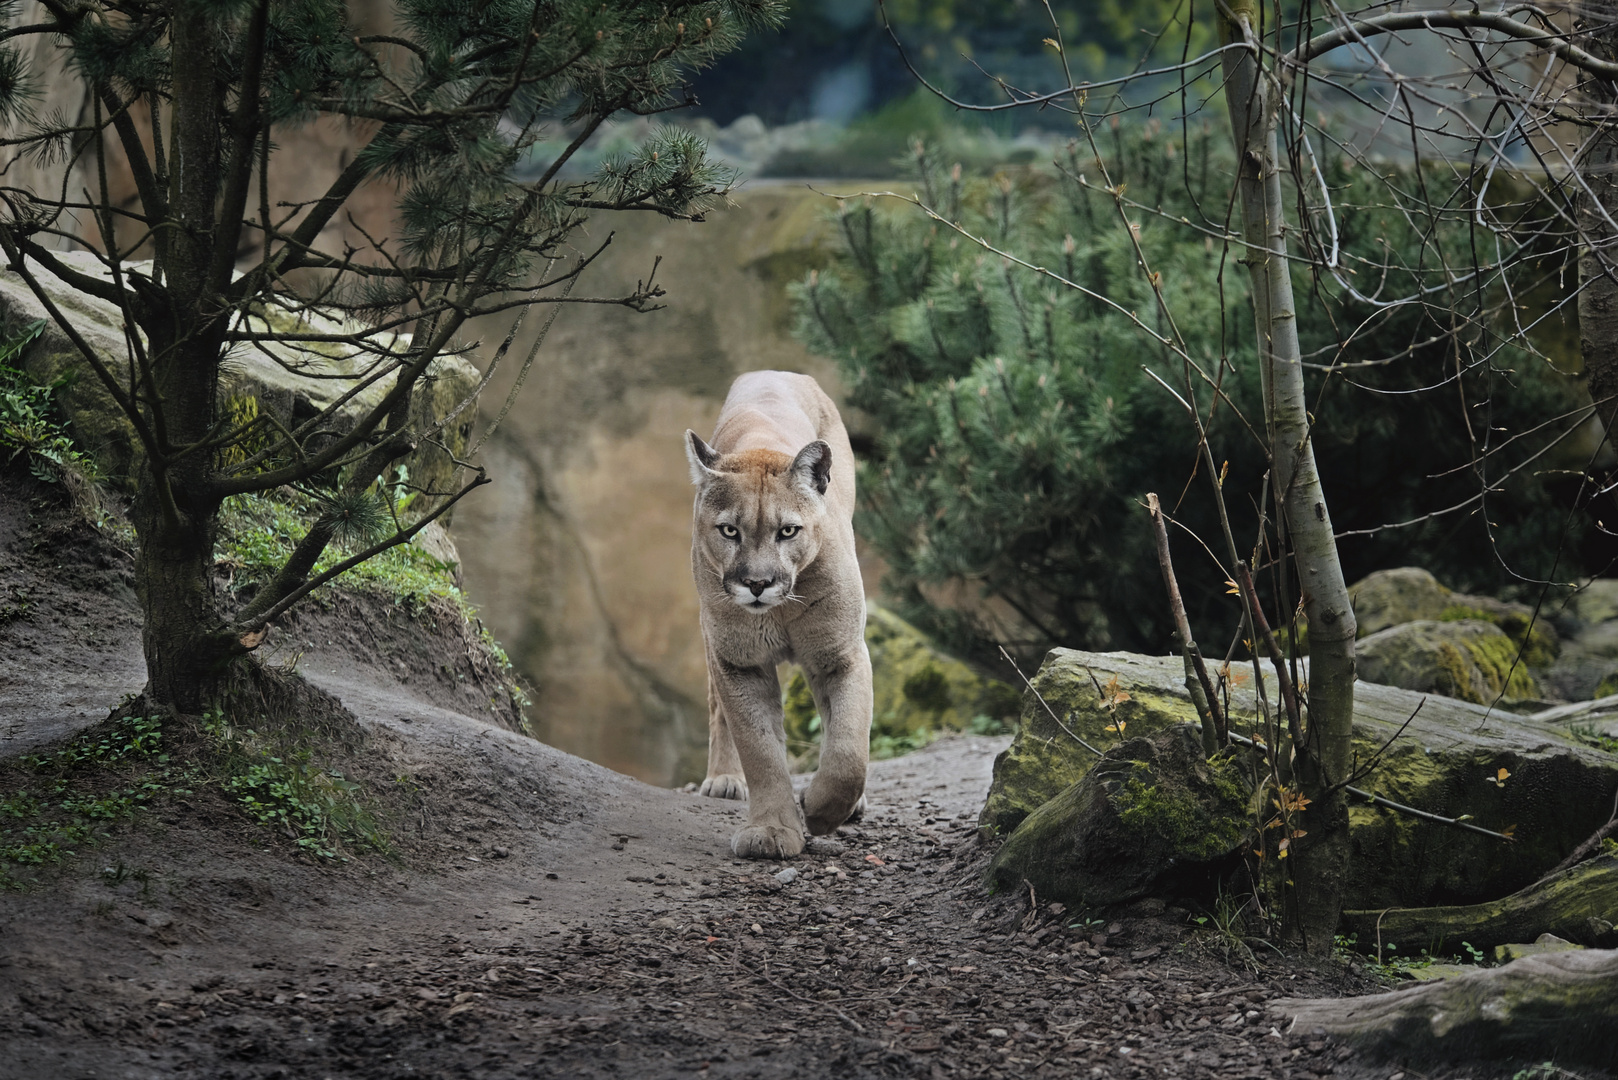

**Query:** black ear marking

left=792, top=440, right=832, bottom=496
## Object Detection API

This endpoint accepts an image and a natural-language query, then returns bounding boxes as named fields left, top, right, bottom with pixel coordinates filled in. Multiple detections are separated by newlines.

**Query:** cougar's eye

left=717, top=523, right=740, bottom=540
left=777, top=524, right=801, bottom=540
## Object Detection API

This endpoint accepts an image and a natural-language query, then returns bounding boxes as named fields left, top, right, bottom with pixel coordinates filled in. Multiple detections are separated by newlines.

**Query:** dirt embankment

left=0, top=472, right=1579, bottom=1080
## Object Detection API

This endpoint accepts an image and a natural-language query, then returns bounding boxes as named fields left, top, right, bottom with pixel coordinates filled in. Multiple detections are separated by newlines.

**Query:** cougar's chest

left=706, top=606, right=794, bottom=667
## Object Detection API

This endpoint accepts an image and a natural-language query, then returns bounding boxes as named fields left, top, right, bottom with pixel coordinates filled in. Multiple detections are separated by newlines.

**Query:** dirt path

left=2, top=634, right=1387, bottom=1080
left=0, top=473, right=1534, bottom=1080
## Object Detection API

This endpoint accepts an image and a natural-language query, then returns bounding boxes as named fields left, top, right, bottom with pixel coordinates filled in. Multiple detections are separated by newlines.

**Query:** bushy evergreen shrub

left=794, top=128, right=1587, bottom=659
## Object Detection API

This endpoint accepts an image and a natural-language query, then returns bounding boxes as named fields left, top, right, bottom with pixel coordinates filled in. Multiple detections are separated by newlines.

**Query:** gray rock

left=980, top=649, right=1618, bottom=909
left=1350, top=567, right=1536, bottom=637
left=773, top=867, right=799, bottom=886
left=987, top=727, right=1250, bottom=909
left=0, top=251, right=479, bottom=502
left=1356, top=619, right=1539, bottom=704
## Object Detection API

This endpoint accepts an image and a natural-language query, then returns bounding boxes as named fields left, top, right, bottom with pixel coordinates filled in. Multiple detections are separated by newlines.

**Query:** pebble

left=774, top=867, right=799, bottom=885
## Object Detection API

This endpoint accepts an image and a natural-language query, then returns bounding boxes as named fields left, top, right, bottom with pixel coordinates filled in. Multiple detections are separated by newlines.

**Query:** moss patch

left=979, top=651, right=1205, bottom=834
left=1360, top=619, right=1539, bottom=704
left=1442, top=605, right=1559, bottom=668
left=1114, top=764, right=1249, bottom=863
left=988, top=728, right=1252, bottom=909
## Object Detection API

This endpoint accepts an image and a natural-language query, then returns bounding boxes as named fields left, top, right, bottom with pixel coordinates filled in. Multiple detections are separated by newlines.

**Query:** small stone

left=490, top=846, right=510, bottom=859
left=987, top=1027, right=1009, bottom=1039
left=774, top=867, right=799, bottom=885
left=750, top=923, right=763, bottom=935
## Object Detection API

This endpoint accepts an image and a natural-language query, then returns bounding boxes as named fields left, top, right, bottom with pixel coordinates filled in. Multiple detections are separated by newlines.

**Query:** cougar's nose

left=742, top=577, right=773, bottom=597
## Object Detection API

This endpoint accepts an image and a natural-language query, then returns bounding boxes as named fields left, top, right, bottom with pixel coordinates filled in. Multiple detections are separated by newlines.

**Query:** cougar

left=685, top=371, right=872, bottom=858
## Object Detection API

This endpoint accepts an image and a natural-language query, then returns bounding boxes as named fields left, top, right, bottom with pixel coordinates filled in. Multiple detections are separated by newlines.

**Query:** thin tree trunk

left=1219, top=0, right=1358, bottom=954
left=1579, top=1, right=1618, bottom=435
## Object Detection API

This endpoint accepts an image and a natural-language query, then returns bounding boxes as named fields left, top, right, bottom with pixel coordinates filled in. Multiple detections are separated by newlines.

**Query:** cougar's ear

left=685, top=430, right=721, bottom=485
left=791, top=440, right=832, bottom=498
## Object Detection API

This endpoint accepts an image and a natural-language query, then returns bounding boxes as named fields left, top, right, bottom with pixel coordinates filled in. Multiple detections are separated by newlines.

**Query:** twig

left=1226, top=730, right=1515, bottom=842
left=1235, top=561, right=1305, bottom=755
left=1147, top=493, right=1227, bottom=749
left=1340, top=698, right=1426, bottom=790
left=997, top=646, right=1104, bottom=758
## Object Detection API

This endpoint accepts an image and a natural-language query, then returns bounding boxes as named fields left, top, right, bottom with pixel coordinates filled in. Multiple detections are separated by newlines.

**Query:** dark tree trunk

left=133, top=495, right=234, bottom=713
left=129, top=1, right=237, bottom=714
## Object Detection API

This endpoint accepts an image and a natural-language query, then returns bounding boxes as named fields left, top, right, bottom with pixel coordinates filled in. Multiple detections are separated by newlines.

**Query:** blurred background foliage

left=790, top=125, right=1592, bottom=662
left=683, top=0, right=1211, bottom=128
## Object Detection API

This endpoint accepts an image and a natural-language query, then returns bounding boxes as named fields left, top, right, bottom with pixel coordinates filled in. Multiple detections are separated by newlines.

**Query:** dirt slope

left=0, top=474, right=1594, bottom=1080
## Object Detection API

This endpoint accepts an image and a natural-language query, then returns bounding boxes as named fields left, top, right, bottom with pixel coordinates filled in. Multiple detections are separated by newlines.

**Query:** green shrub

left=0, top=319, right=98, bottom=487
left=794, top=132, right=1586, bottom=659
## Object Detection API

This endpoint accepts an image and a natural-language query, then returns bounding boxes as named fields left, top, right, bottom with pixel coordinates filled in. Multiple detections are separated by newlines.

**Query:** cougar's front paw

left=699, top=774, right=748, bottom=800
left=844, top=794, right=867, bottom=823
left=731, top=824, right=805, bottom=860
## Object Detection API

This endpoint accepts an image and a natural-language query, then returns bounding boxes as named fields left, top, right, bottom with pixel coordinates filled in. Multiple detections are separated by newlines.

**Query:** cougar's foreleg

left=712, top=656, right=803, bottom=859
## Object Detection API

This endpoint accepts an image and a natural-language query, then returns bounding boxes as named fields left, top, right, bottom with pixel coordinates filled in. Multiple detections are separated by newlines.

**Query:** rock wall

left=454, top=185, right=886, bottom=786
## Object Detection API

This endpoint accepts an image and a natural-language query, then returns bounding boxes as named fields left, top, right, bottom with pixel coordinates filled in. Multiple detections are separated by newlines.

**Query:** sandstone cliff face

left=454, top=185, right=880, bottom=786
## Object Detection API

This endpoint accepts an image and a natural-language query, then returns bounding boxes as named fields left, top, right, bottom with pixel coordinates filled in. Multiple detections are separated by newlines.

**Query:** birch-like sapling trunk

left=1219, top=0, right=1358, bottom=953
left=1580, top=0, right=1618, bottom=435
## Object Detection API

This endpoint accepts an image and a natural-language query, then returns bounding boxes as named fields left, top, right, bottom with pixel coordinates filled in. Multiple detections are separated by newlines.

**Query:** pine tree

left=0, top=0, right=783, bottom=714
left=794, top=134, right=1585, bottom=661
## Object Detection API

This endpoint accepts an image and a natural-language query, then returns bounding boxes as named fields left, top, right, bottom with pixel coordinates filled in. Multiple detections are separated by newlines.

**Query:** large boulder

left=982, top=649, right=1618, bottom=910
left=864, top=605, right=1021, bottom=737
left=0, top=251, right=478, bottom=500
left=1539, top=579, right=1618, bottom=701
left=987, top=727, right=1251, bottom=908
left=1351, top=567, right=1542, bottom=639
left=1357, top=619, right=1539, bottom=705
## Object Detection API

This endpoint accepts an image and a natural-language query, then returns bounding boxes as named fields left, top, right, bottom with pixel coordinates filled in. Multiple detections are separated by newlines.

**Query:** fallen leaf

left=864, top=854, right=886, bottom=866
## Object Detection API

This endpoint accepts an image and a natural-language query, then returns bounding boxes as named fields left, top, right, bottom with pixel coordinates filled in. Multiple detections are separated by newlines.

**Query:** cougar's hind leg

left=801, top=643, right=873, bottom=836
left=698, top=642, right=748, bottom=801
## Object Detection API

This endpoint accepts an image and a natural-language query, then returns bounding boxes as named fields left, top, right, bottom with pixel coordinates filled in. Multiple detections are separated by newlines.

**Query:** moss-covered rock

left=987, top=727, right=1251, bottom=908
left=979, top=650, right=1205, bottom=836
left=981, top=649, right=1618, bottom=909
left=0, top=251, right=477, bottom=500
left=1351, top=567, right=1458, bottom=637
left=1357, top=619, right=1540, bottom=704
left=863, top=604, right=1020, bottom=738
left=1350, top=567, right=1558, bottom=667
left=1537, top=580, right=1618, bottom=701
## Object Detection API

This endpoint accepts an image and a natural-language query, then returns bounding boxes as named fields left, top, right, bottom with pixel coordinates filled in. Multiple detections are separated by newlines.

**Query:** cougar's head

left=685, top=430, right=833, bottom=614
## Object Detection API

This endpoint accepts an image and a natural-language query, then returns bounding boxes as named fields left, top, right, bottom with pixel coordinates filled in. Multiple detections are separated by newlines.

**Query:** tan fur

left=685, top=371, right=872, bottom=859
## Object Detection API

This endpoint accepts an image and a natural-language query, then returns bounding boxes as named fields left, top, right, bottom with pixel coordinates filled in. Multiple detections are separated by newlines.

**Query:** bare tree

left=873, top=0, right=1618, bottom=950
